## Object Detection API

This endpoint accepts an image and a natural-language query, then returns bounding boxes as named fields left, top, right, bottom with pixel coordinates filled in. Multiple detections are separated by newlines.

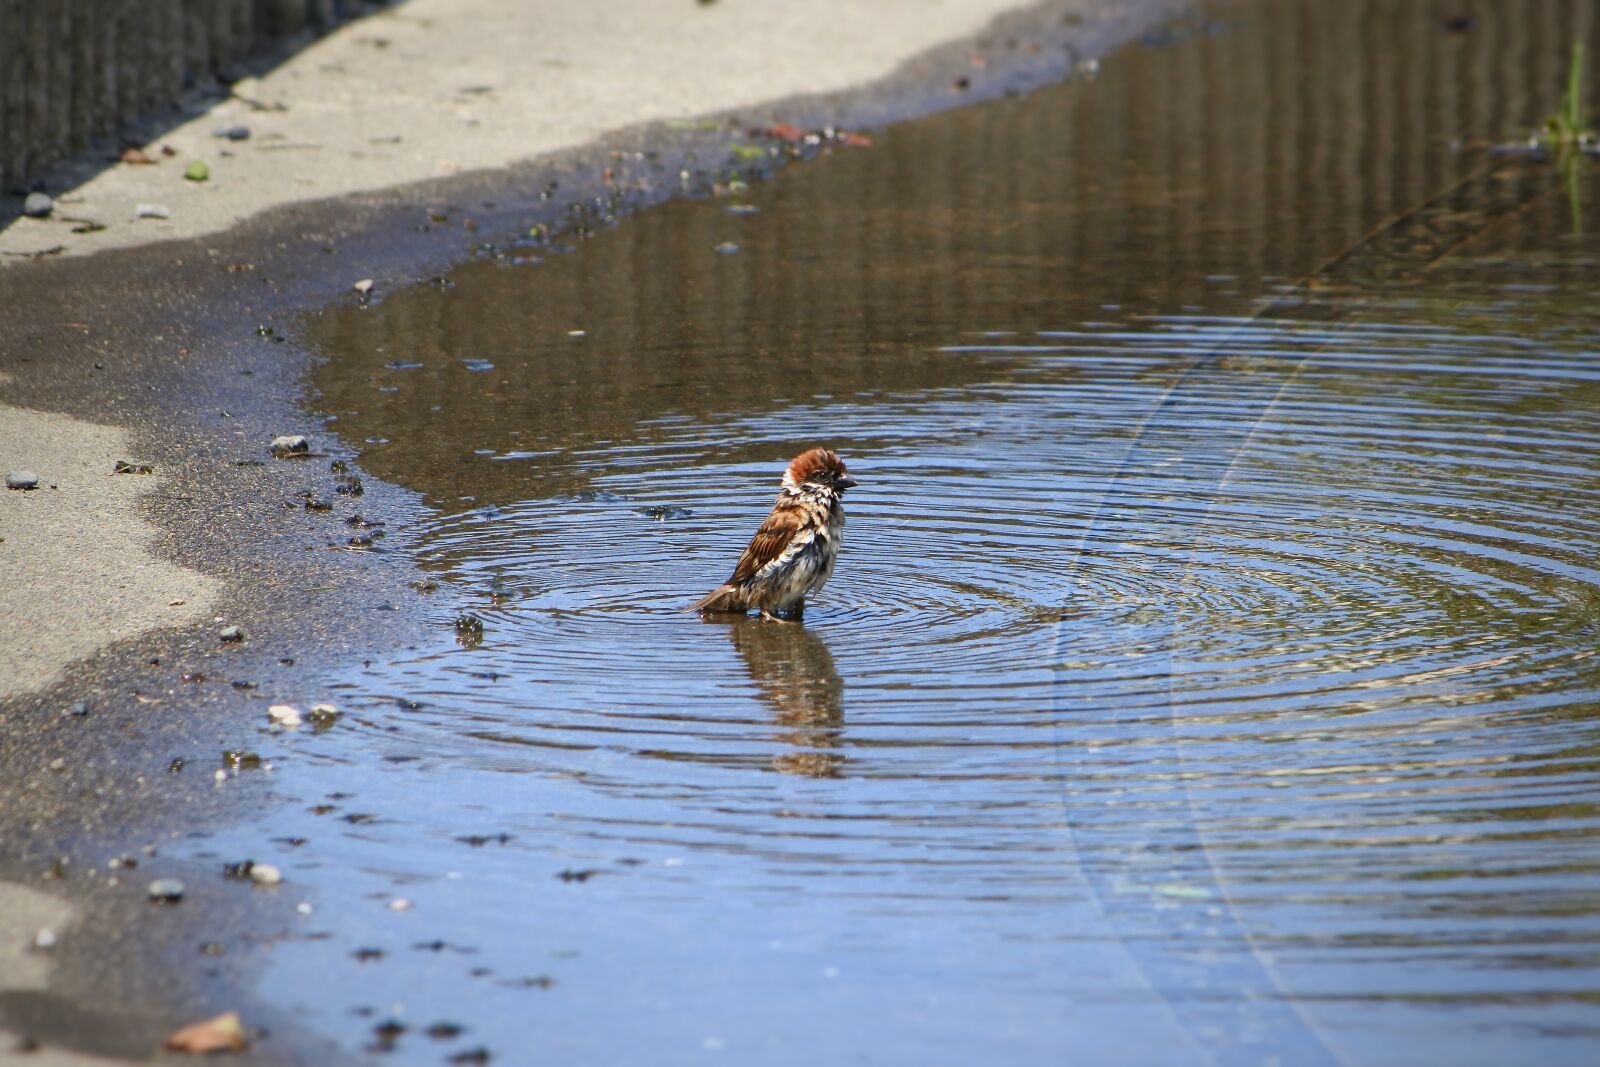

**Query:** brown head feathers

left=783, top=448, right=858, bottom=491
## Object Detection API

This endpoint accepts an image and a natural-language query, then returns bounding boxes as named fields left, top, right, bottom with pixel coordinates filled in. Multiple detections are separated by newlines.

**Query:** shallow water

left=215, top=0, right=1600, bottom=1062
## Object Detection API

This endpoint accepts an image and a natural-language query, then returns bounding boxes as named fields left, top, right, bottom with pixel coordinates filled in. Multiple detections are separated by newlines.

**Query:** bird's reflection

left=710, top=617, right=846, bottom=778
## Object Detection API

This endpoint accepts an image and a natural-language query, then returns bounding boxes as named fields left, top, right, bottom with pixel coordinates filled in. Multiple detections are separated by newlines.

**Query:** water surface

left=213, top=1, right=1600, bottom=1063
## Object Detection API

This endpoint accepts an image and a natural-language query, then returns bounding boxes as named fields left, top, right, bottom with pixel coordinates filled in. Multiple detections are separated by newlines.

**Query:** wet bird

left=693, top=448, right=858, bottom=621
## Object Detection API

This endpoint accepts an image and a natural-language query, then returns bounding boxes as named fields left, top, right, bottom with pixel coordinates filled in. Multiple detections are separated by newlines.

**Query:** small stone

left=213, top=125, right=250, bottom=141
left=6, top=470, right=39, bottom=490
left=68, top=701, right=90, bottom=717
left=219, top=625, right=244, bottom=643
left=22, top=192, right=52, bottom=218
left=147, top=878, right=185, bottom=903
left=48, top=757, right=66, bottom=772
left=135, top=203, right=171, bottom=219
left=185, top=160, right=210, bottom=182
left=267, top=704, right=302, bottom=727
left=353, top=278, right=374, bottom=295
left=307, top=703, right=340, bottom=728
left=33, top=928, right=57, bottom=950
left=296, top=901, right=313, bottom=916
left=388, top=897, right=412, bottom=912
left=249, top=864, right=282, bottom=886
left=269, top=434, right=309, bottom=457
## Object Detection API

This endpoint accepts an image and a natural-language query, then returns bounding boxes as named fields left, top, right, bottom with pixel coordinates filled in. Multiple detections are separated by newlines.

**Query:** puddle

left=209, top=1, right=1600, bottom=1062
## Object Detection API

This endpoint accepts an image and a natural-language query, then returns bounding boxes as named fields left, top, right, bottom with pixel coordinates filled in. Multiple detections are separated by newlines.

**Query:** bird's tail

left=692, top=584, right=743, bottom=613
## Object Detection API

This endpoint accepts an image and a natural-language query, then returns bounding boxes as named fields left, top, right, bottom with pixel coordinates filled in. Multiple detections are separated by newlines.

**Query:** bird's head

left=783, top=448, right=858, bottom=495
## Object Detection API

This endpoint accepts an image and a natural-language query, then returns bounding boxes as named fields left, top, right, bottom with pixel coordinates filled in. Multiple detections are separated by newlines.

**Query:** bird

left=693, top=447, right=858, bottom=621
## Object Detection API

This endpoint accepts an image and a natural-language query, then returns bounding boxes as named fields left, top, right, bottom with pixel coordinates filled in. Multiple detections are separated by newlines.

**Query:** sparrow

left=693, top=447, right=858, bottom=621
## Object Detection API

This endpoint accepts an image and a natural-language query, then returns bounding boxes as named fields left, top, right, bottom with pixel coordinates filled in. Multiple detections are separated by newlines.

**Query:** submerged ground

left=4, top=0, right=1600, bottom=1063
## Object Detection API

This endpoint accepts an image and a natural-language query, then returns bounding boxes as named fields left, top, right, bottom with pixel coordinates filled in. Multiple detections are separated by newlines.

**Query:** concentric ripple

left=212, top=0, right=1600, bottom=1057
left=238, top=281, right=1600, bottom=1066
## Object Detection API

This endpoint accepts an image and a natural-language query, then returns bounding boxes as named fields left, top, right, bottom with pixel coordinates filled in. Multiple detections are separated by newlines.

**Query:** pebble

left=185, top=160, right=210, bottom=182
left=219, top=625, right=245, bottom=643
left=213, top=124, right=251, bottom=140
left=388, top=898, right=413, bottom=912
left=270, top=434, right=309, bottom=456
left=135, top=203, right=171, bottom=219
left=147, top=878, right=185, bottom=903
left=22, top=192, right=53, bottom=218
left=68, top=701, right=90, bottom=717
left=267, top=704, right=303, bottom=727
left=249, top=864, right=283, bottom=886
left=48, top=758, right=66, bottom=772
left=6, top=470, right=39, bottom=490
left=353, top=278, right=374, bottom=295
left=296, top=902, right=314, bottom=916
left=33, top=928, right=58, bottom=950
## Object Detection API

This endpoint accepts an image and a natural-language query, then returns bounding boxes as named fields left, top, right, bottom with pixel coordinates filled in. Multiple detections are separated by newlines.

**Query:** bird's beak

left=835, top=475, right=859, bottom=490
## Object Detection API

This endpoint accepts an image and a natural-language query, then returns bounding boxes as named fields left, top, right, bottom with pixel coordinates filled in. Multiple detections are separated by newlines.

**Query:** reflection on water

left=717, top=618, right=847, bottom=778
left=219, top=0, right=1600, bottom=1064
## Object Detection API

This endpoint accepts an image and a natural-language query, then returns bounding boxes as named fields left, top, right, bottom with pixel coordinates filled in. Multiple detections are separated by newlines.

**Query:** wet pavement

left=5, top=0, right=1600, bottom=1063
left=177, top=0, right=1600, bottom=1064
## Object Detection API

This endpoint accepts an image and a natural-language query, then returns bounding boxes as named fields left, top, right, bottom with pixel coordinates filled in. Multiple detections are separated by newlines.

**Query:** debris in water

left=147, top=878, right=186, bottom=903
left=164, top=1011, right=247, bottom=1054
left=639, top=505, right=693, bottom=521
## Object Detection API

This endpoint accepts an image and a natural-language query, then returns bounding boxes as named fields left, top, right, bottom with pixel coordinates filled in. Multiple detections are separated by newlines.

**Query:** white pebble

left=267, top=704, right=302, bottom=727
left=33, top=928, right=57, bottom=950
left=250, top=864, right=282, bottom=886
left=388, top=897, right=412, bottom=912
left=135, top=203, right=171, bottom=219
left=214, top=769, right=227, bottom=783
left=296, top=902, right=314, bottom=916
left=269, top=434, right=309, bottom=456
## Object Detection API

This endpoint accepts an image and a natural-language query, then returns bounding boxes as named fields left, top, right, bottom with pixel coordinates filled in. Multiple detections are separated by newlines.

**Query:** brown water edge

left=306, top=0, right=1597, bottom=512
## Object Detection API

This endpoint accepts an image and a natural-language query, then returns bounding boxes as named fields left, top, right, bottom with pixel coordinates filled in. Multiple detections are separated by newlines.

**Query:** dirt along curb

left=0, top=0, right=1186, bottom=1062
